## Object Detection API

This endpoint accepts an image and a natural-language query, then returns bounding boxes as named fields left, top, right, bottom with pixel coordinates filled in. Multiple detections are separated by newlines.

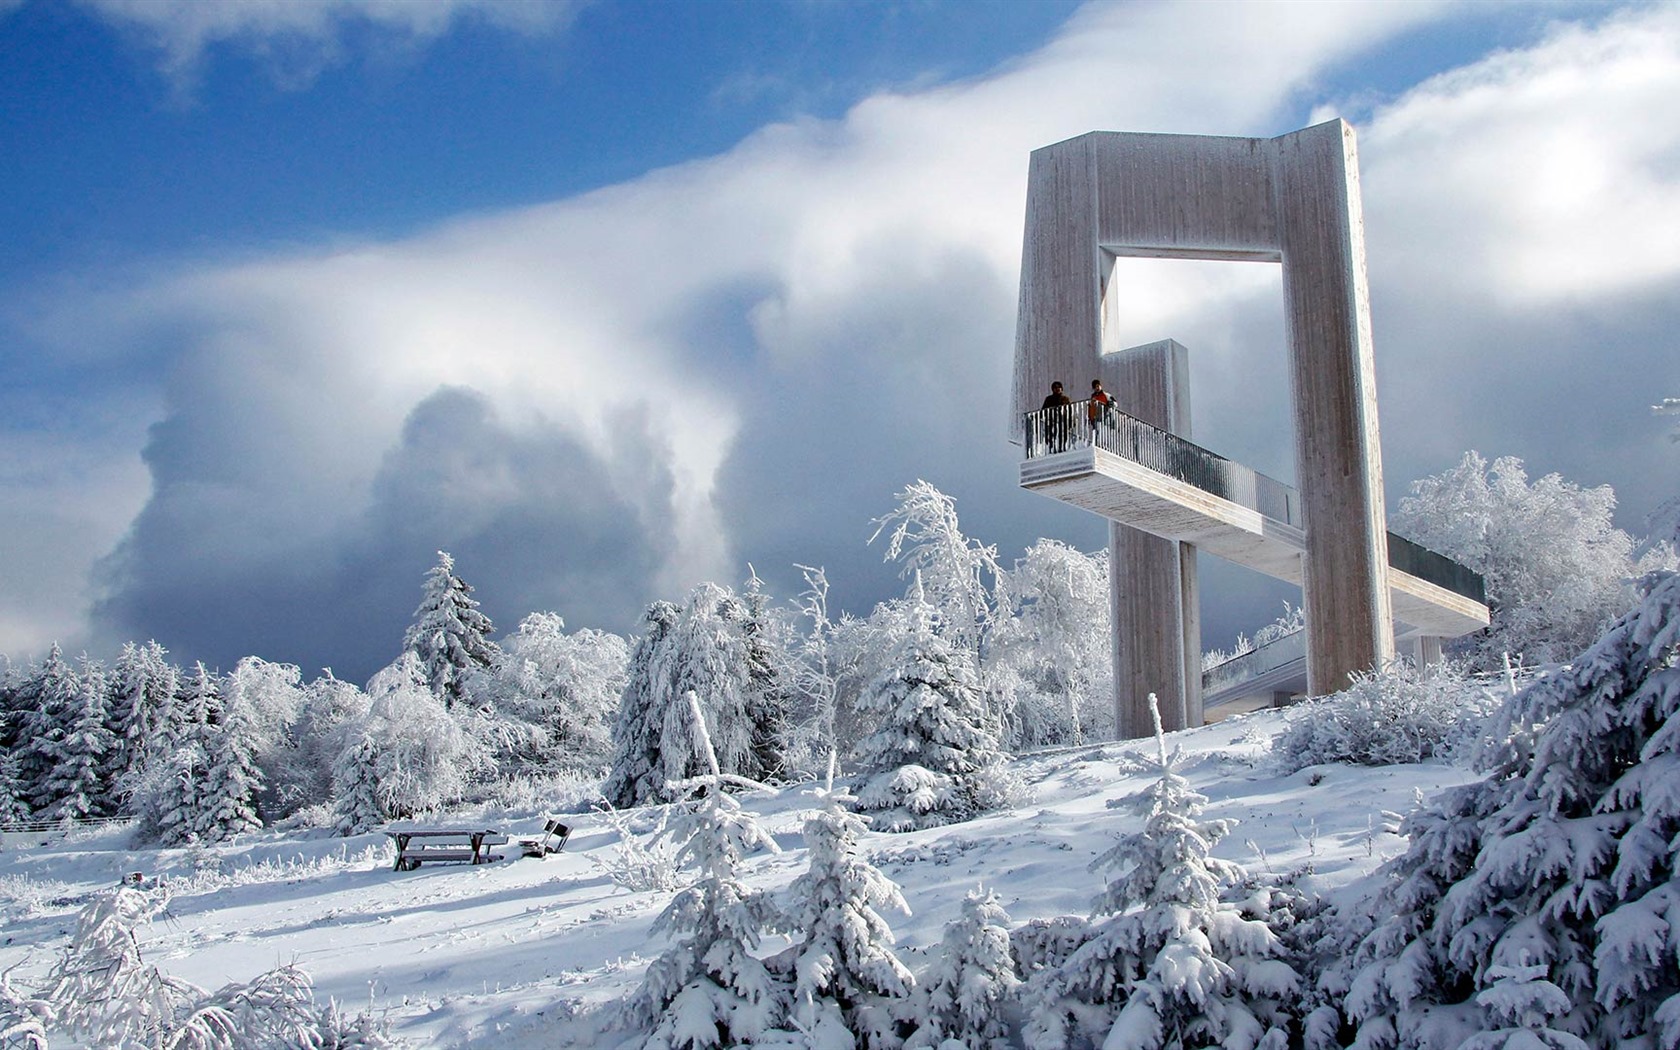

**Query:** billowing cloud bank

left=7, top=1, right=1679, bottom=678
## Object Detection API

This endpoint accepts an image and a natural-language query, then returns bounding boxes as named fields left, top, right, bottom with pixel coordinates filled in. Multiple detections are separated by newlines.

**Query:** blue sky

left=2, top=0, right=1676, bottom=680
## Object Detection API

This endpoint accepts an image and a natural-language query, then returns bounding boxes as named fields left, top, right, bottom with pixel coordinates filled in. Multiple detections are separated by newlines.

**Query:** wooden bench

left=517, top=818, right=572, bottom=858
left=387, top=829, right=508, bottom=871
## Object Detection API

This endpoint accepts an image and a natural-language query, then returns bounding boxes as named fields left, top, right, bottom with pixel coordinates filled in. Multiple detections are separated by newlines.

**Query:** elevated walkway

left=1201, top=628, right=1307, bottom=716
left=1021, top=401, right=1489, bottom=641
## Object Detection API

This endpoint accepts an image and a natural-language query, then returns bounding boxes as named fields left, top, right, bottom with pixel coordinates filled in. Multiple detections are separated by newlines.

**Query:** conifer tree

left=135, top=741, right=209, bottom=847
left=332, top=733, right=389, bottom=836
left=0, top=740, right=27, bottom=824
left=769, top=770, right=915, bottom=1049
left=629, top=693, right=787, bottom=1050
left=854, top=598, right=1007, bottom=831
left=605, top=601, right=681, bottom=808
left=108, top=640, right=180, bottom=790
left=1343, top=558, right=1680, bottom=1048
left=907, top=887, right=1019, bottom=1050
left=193, top=696, right=264, bottom=842
left=403, top=550, right=499, bottom=708
left=18, top=645, right=79, bottom=816
left=735, top=572, right=792, bottom=783
left=1025, top=696, right=1299, bottom=1050
left=38, top=656, right=117, bottom=823
left=175, top=662, right=221, bottom=732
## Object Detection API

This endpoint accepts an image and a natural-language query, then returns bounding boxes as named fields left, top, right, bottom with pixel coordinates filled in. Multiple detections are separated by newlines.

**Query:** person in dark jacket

left=1041, top=381, right=1072, bottom=452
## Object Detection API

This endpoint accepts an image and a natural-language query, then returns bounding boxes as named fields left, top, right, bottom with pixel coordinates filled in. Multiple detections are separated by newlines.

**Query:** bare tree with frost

left=403, top=550, right=499, bottom=708
left=992, top=538, right=1112, bottom=747
left=869, top=480, right=1004, bottom=663
left=1025, top=696, right=1299, bottom=1050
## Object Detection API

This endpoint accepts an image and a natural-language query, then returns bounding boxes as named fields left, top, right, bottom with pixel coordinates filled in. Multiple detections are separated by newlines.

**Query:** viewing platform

left=1021, top=400, right=1489, bottom=641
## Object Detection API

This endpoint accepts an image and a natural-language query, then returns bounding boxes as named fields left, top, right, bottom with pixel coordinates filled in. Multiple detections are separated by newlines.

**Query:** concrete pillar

left=1104, top=340, right=1201, bottom=736
left=1411, top=635, right=1443, bottom=669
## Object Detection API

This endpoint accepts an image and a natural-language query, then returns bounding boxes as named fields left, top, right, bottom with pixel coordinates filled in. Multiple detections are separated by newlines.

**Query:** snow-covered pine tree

left=403, top=550, right=499, bottom=708
left=906, top=887, right=1019, bottom=1050
left=1025, top=696, right=1300, bottom=1050
left=16, top=644, right=77, bottom=816
left=735, top=571, right=792, bottom=783
left=606, top=601, right=682, bottom=807
left=332, top=732, right=389, bottom=835
left=193, top=693, right=264, bottom=842
left=37, top=655, right=117, bottom=823
left=0, top=739, right=27, bottom=824
left=107, top=640, right=180, bottom=793
left=769, top=768, right=915, bottom=1049
left=1341, top=555, right=1680, bottom=1049
left=853, top=597, right=1007, bottom=832
left=175, top=661, right=221, bottom=732
left=1457, top=959, right=1590, bottom=1050
left=628, top=692, right=787, bottom=1050
left=133, top=739, right=209, bottom=847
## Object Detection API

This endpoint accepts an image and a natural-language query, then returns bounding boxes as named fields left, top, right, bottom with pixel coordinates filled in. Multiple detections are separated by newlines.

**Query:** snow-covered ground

left=0, top=708, right=1477, bottom=1047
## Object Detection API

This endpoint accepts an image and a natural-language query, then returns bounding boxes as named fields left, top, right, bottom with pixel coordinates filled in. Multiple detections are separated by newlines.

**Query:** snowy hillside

left=0, top=707, right=1478, bottom=1047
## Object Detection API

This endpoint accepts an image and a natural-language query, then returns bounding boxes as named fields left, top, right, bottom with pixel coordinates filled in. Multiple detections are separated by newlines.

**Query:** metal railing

left=1021, top=399, right=1486, bottom=607
left=1023, top=400, right=1299, bottom=526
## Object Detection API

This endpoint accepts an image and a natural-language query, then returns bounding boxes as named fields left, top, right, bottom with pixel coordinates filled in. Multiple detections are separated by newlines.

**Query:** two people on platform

left=1039, top=379, right=1112, bottom=452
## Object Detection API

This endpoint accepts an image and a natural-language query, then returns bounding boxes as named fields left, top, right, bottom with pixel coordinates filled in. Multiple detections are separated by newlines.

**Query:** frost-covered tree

left=275, top=672, right=368, bottom=817
left=993, top=539, right=1112, bottom=747
left=1342, top=556, right=1680, bottom=1048
left=403, top=550, right=499, bottom=708
left=606, top=601, right=682, bottom=807
left=1026, top=697, right=1300, bottom=1050
left=15, top=645, right=77, bottom=815
left=107, top=640, right=180, bottom=791
left=330, top=652, right=477, bottom=821
left=735, top=571, right=793, bottom=783
left=488, top=611, right=629, bottom=771
left=907, top=887, right=1019, bottom=1050
left=769, top=773, right=915, bottom=1049
left=194, top=697, right=264, bottom=843
left=785, top=565, right=845, bottom=775
left=175, top=661, right=222, bottom=732
left=332, top=732, right=389, bottom=835
left=854, top=598, right=1008, bottom=832
left=1393, top=452, right=1646, bottom=669
left=628, top=693, right=787, bottom=1050
left=37, top=656, right=117, bottom=823
left=132, top=738, right=209, bottom=847
left=0, top=739, right=27, bottom=824
left=606, top=584, right=787, bottom=807
left=869, top=480, right=1004, bottom=661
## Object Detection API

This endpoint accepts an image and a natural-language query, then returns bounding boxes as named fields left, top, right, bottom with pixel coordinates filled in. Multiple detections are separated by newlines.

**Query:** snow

left=0, top=707, right=1480, bottom=1046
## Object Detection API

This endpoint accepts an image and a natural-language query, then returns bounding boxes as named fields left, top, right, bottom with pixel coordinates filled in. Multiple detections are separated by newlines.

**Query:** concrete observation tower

left=1009, top=119, right=1489, bottom=739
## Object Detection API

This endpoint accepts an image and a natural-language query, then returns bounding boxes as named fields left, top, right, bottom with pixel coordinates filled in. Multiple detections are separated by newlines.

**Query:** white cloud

left=80, top=0, right=581, bottom=89
left=12, top=1, right=1679, bottom=671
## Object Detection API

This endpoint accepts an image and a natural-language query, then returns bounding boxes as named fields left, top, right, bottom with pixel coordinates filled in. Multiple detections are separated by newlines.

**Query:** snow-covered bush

left=27, top=885, right=395, bottom=1049
left=1340, top=558, right=1680, bottom=1048
left=907, top=887, right=1019, bottom=1050
left=1393, top=452, right=1648, bottom=670
left=854, top=598, right=1011, bottom=832
left=1272, top=663, right=1497, bottom=773
left=587, top=800, right=680, bottom=894
left=1025, top=697, right=1301, bottom=1050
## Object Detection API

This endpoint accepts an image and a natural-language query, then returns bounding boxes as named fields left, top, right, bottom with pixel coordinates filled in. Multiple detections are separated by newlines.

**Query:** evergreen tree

left=853, top=598, right=1007, bottom=832
left=175, top=662, right=221, bottom=732
left=735, top=572, right=793, bottom=783
left=403, top=550, right=499, bottom=708
left=628, top=693, right=787, bottom=1050
left=769, top=775, right=915, bottom=1049
left=907, top=887, right=1019, bottom=1050
left=0, top=739, right=27, bottom=824
left=1025, top=697, right=1299, bottom=1050
left=107, top=640, right=180, bottom=793
left=134, top=741, right=209, bottom=847
left=1342, top=560, right=1680, bottom=1048
left=38, top=656, right=117, bottom=823
left=18, top=645, right=79, bottom=817
left=605, top=601, right=682, bottom=807
left=332, top=732, right=389, bottom=836
left=193, top=696, right=264, bottom=842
